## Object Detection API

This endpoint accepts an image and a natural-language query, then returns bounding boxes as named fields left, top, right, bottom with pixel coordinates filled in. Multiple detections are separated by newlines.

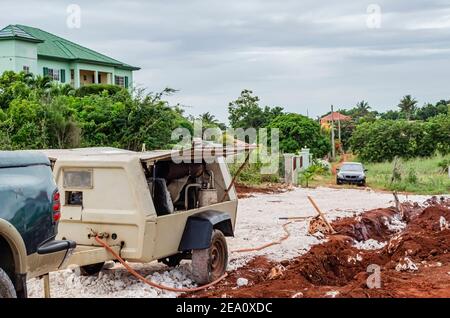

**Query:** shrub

left=438, top=159, right=450, bottom=173
left=350, top=118, right=450, bottom=162
left=75, top=84, right=125, bottom=97
left=299, top=163, right=329, bottom=188
left=0, top=71, right=193, bottom=151
left=406, top=168, right=418, bottom=184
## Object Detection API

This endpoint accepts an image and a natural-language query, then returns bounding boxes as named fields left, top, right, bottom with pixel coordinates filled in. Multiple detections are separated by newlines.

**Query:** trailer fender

left=178, top=211, right=233, bottom=251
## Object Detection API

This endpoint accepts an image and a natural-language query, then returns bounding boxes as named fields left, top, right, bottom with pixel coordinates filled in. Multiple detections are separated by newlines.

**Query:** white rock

left=236, top=278, right=249, bottom=287
left=114, top=280, right=125, bottom=289
left=354, top=239, right=387, bottom=250
left=325, top=291, right=340, bottom=298
left=347, top=254, right=362, bottom=264
left=439, top=216, right=449, bottom=231
left=395, top=257, right=418, bottom=272
left=384, top=215, right=406, bottom=233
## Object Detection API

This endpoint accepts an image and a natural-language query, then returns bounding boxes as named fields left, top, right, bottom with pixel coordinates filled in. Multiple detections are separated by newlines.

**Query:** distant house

left=320, top=112, right=352, bottom=125
left=0, top=25, right=140, bottom=89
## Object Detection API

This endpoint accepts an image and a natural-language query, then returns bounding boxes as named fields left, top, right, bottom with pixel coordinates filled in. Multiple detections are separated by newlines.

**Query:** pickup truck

left=0, top=151, right=76, bottom=298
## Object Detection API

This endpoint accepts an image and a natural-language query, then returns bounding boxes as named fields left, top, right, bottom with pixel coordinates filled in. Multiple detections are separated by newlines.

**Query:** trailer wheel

left=0, top=268, right=17, bottom=298
left=80, top=262, right=105, bottom=276
left=191, top=230, right=228, bottom=284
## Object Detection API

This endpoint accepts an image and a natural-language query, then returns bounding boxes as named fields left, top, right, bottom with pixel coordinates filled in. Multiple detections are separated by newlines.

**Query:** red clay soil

left=186, top=198, right=450, bottom=298
left=332, top=208, right=398, bottom=242
left=235, top=183, right=292, bottom=199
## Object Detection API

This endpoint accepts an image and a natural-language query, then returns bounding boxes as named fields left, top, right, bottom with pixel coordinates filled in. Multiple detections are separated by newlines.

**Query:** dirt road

left=27, top=187, right=439, bottom=298
left=190, top=197, right=450, bottom=298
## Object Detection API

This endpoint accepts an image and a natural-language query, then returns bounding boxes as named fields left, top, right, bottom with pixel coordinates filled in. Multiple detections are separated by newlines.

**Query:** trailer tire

left=191, top=230, right=228, bottom=285
left=80, top=262, right=105, bottom=276
left=0, top=268, right=16, bottom=298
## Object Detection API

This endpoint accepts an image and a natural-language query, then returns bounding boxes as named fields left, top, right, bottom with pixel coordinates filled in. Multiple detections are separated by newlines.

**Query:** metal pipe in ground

left=43, top=274, right=51, bottom=298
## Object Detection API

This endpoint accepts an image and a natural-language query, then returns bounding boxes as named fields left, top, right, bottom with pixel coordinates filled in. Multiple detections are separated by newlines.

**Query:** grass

left=229, top=151, right=449, bottom=195
left=363, top=155, right=450, bottom=195
left=308, top=154, right=450, bottom=195
left=228, top=153, right=281, bottom=186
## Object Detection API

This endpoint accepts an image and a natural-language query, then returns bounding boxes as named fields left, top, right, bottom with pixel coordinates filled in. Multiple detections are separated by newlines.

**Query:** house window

left=23, top=66, right=30, bottom=74
left=71, top=70, right=74, bottom=80
left=46, top=68, right=60, bottom=81
left=115, top=76, right=125, bottom=87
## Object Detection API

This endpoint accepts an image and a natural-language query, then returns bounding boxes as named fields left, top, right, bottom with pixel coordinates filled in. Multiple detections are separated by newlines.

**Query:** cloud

left=1, top=0, right=449, bottom=121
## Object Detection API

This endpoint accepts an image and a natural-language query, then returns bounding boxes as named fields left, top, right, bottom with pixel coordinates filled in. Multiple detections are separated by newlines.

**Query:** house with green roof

left=0, top=25, right=140, bottom=89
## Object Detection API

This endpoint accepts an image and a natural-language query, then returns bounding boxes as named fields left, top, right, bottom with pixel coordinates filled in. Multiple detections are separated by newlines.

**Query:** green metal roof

left=0, top=25, right=139, bottom=71
left=0, top=25, right=43, bottom=43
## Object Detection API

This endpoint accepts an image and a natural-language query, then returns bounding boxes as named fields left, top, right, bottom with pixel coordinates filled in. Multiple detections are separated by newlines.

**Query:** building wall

left=0, top=40, right=38, bottom=75
left=75, top=62, right=115, bottom=74
left=0, top=40, right=136, bottom=89
left=37, top=58, right=70, bottom=84
left=114, top=68, right=133, bottom=89
left=14, top=41, right=38, bottom=74
left=0, top=40, right=15, bottom=73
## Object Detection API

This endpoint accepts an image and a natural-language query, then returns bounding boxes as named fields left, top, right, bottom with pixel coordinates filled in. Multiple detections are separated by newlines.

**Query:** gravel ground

left=28, top=187, right=435, bottom=298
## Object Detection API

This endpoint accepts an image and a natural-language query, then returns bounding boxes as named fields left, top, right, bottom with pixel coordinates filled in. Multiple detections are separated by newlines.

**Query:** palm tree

left=26, top=74, right=53, bottom=92
left=49, top=83, right=75, bottom=97
left=398, top=95, right=417, bottom=120
left=355, top=100, right=371, bottom=117
left=200, top=112, right=219, bottom=126
left=198, top=112, right=226, bottom=131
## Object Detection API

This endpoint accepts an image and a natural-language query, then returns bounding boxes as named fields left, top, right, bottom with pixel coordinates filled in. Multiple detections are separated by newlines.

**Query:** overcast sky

left=2, top=0, right=450, bottom=122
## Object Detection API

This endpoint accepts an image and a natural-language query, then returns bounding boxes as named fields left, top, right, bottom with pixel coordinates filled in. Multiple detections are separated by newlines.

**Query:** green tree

left=1, top=97, right=80, bottom=149
left=198, top=112, right=226, bottom=130
left=349, top=119, right=448, bottom=162
left=0, top=71, right=195, bottom=151
left=398, top=95, right=418, bottom=120
left=228, top=89, right=283, bottom=129
left=380, top=109, right=401, bottom=120
left=119, top=89, right=193, bottom=151
left=355, top=100, right=371, bottom=117
left=427, top=114, right=450, bottom=155
left=415, top=101, right=449, bottom=120
left=267, top=113, right=330, bottom=157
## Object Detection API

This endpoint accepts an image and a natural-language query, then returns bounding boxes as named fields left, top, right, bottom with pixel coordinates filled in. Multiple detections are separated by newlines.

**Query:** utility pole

left=330, top=105, right=335, bottom=161
left=338, top=117, right=342, bottom=154
left=338, top=119, right=341, bottom=142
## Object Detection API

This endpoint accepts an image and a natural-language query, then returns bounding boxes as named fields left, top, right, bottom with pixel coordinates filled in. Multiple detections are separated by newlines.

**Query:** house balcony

left=78, top=70, right=112, bottom=87
left=69, top=68, right=129, bottom=89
